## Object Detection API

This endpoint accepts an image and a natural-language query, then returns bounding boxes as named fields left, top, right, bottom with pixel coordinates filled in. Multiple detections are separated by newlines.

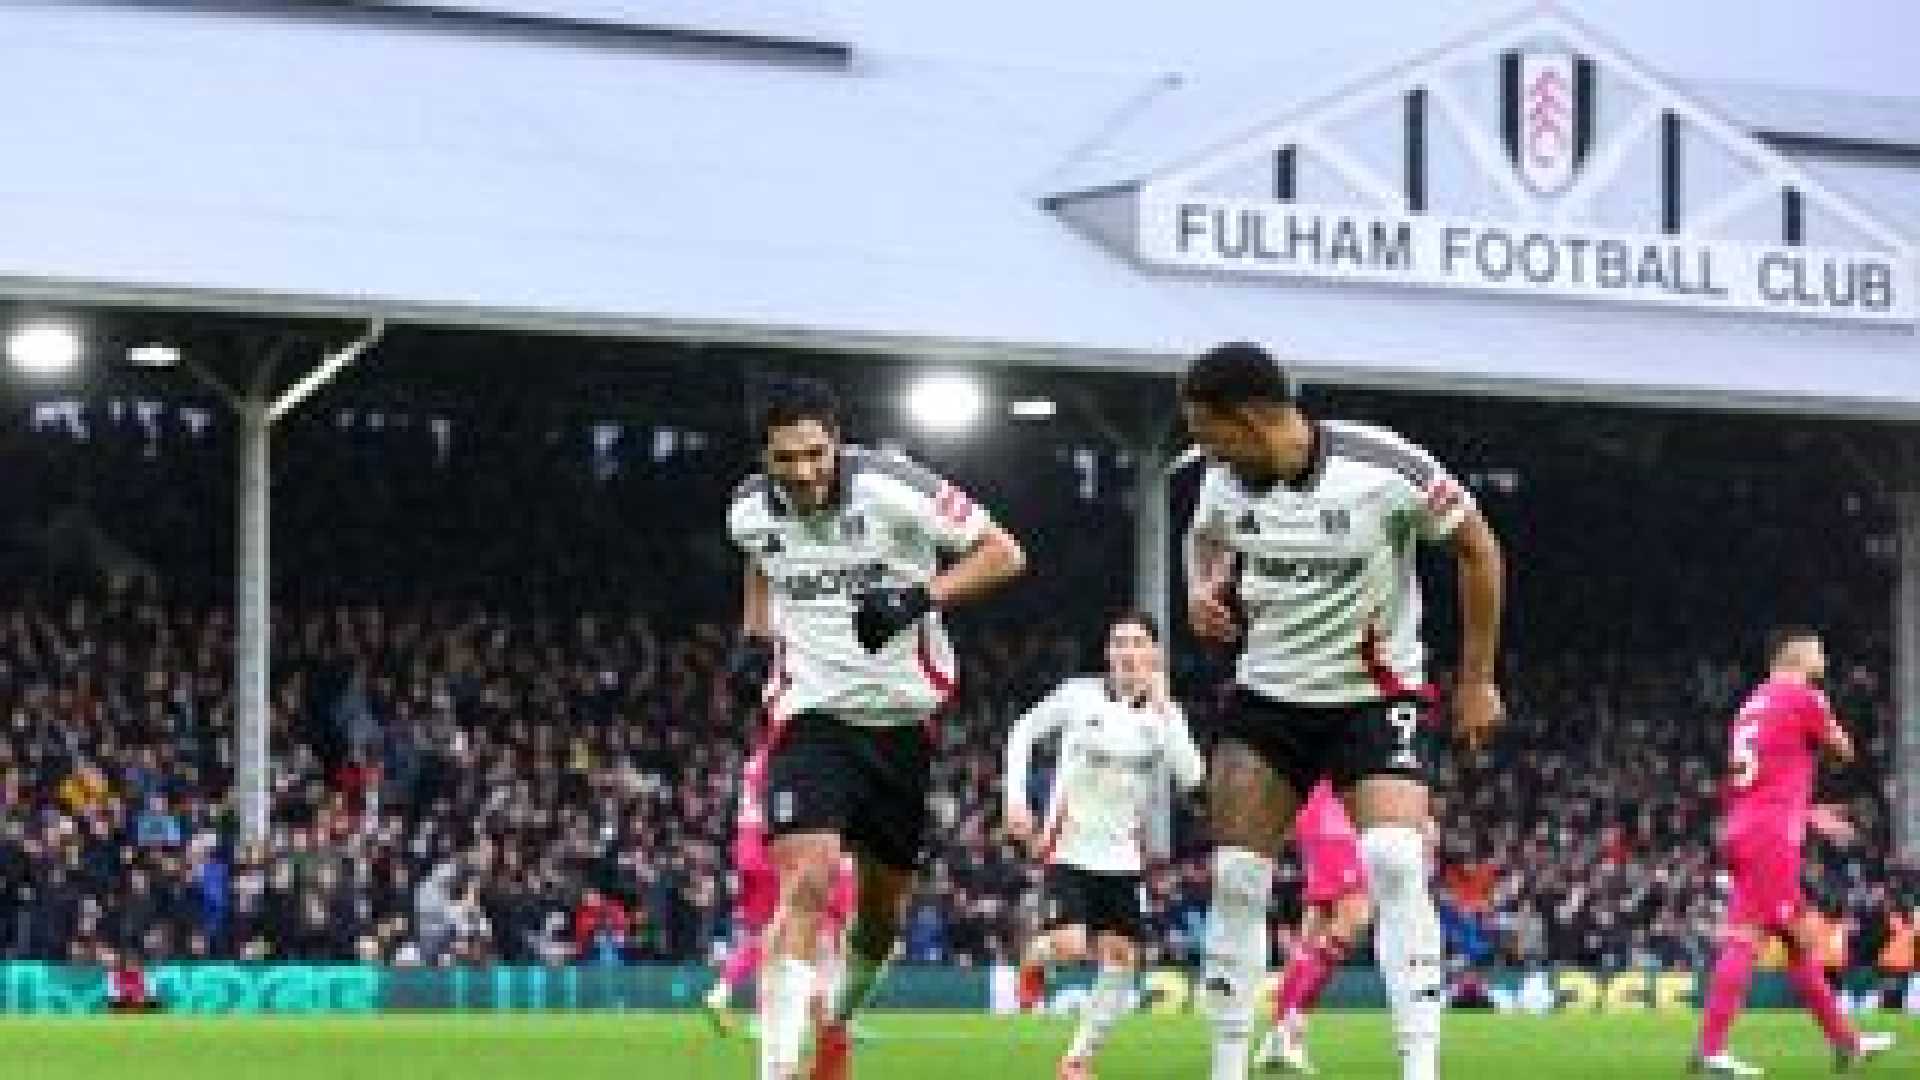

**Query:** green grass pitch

left=0, top=1010, right=1913, bottom=1078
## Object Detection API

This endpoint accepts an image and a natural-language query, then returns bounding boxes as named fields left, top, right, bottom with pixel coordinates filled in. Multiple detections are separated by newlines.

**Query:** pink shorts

left=825, top=863, right=856, bottom=930
left=1301, top=834, right=1366, bottom=906
left=737, top=860, right=781, bottom=929
left=1724, top=834, right=1803, bottom=931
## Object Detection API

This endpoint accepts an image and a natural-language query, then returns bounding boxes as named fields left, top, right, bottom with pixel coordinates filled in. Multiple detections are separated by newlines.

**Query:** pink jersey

left=1723, top=678, right=1830, bottom=848
left=733, top=826, right=780, bottom=926
left=1296, top=779, right=1365, bottom=905
left=734, top=746, right=781, bottom=925
left=738, top=744, right=771, bottom=830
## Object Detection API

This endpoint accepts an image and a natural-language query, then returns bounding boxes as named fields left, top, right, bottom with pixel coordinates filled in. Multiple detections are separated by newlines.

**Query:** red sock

left=1300, top=940, right=1345, bottom=1012
left=1017, top=962, right=1046, bottom=1011
left=1699, top=937, right=1758, bottom=1057
left=1274, top=939, right=1343, bottom=1023
left=719, top=934, right=764, bottom=990
left=1786, top=951, right=1855, bottom=1050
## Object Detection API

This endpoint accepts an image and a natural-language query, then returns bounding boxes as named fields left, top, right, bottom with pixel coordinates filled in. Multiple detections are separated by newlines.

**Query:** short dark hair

left=754, top=376, right=841, bottom=445
left=1107, top=608, right=1160, bottom=643
left=1178, top=341, right=1296, bottom=409
left=1767, top=625, right=1820, bottom=664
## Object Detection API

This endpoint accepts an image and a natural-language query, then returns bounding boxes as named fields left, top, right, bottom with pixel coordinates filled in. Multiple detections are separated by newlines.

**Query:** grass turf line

left=0, top=1009, right=1913, bottom=1078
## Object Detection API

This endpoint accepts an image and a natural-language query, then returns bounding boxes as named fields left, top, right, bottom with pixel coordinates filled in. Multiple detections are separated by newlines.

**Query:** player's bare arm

left=1816, top=707, right=1856, bottom=764
left=1448, top=505, right=1504, bottom=750
left=1809, top=700, right=1857, bottom=843
left=1808, top=802, right=1857, bottom=845
left=929, top=524, right=1026, bottom=609
left=1185, top=524, right=1238, bottom=643
left=742, top=563, right=772, bottom=638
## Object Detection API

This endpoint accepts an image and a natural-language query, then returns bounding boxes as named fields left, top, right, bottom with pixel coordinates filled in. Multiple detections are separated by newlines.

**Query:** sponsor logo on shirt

left=772, top=563, right=888, bottom=602
left=1248, top=555, right=1367, bottom=583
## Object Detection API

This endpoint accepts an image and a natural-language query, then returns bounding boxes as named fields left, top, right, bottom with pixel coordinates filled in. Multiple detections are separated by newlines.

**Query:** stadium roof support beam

left=180, top=320, right=386, bottom=850
left=1066, top=385, right=1181, bottom=644
left=1895, top=437, right=1920, bottom=860
left=1133, top=442, right=1172, bottom=653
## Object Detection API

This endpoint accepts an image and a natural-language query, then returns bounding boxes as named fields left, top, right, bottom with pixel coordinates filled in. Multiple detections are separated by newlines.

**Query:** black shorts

left=763, top=712, right=932, bottom=872
left=1044, top=865, right=1144, bottom=941
left=1219, top=684, right=1436, bottom=796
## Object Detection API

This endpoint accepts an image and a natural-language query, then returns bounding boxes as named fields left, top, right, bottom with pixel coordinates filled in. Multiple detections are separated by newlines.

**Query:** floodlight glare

left=127, top=344, right=181, bottom=369
left=907, top=373, right=985, bottom=432
left=7, top=322, right=82, bottom=376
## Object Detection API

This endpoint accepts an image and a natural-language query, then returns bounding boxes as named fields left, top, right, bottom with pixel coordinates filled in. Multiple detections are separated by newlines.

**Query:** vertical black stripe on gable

left=1406, top=88, right=1428, bottom=214
left=1662, top=111, right=1682, bottom=234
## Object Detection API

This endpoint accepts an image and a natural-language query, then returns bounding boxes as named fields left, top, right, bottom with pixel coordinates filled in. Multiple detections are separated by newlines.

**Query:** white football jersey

left=728, top=446, right=991, bottom=720
left=1004, top=676, right=1205, bottom=875
left=1187, top=419, right=1473, bottom=705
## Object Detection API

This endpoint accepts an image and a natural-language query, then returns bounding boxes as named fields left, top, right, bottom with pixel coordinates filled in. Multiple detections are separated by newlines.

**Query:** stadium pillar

left=234, top=400, right=271, bottom=850
left=1066, top=388, right=1177, bottom=639
left=190, top=322, right=385, bottom=850
left=1132, top=442, right=1170, bottom=640
left=1895, top=444, right=1920, bottom=860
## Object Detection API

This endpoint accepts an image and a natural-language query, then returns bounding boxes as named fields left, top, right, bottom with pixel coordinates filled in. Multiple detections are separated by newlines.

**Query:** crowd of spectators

left=1, top=590, right=1911, bottom=983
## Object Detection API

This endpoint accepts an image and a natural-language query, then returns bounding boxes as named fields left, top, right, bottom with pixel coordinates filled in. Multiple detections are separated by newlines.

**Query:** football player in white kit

left=1178, top=343, right=1505, bottom=1080
left=728, top=376, right=1027, bottom=1080
left=1004, top=610, right=1205, bottom=1080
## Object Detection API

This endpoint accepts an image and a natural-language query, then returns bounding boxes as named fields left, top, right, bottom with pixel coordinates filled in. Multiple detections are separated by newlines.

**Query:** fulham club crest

left=1502, top=50, right=1593, bottom=196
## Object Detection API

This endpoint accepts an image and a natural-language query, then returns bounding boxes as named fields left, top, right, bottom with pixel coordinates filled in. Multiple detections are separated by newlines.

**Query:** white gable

left=1055, top=5, right=1915, bottom=323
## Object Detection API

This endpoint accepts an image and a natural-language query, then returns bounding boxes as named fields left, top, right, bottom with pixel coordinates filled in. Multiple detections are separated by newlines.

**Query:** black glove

left=853, top=585, right=933, bottom=653
left=727, top=636, right=776, bottom=712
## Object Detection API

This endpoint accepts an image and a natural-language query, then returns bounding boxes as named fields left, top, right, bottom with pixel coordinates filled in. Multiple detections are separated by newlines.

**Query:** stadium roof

left=370, top=0, right=845, bottom=45
left=0, top=2, right=1917, bottom=415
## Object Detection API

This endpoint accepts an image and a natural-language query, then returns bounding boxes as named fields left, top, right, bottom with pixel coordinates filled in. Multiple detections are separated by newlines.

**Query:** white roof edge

left=14, top=270, right=1916, bottom=421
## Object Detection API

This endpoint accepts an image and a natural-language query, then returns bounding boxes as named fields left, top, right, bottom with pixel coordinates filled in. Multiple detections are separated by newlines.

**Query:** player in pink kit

left=1257, top=778, right=1371, bottom=1074
left=706, top=747, right=858, bottom=1035
left=1692, top=628, right=1894, bottom=1076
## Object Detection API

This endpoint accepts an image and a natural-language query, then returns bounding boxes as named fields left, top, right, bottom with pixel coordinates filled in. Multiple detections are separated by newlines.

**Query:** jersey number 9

left=1388, top=702, right=1422, bottom=770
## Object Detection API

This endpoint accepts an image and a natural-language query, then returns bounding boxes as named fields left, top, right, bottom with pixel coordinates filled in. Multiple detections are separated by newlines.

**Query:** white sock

left=815, top=935, right=846, bottom=1013
left=760, top=955, right=816, bottom=1080
left=1361, top=826, right=1442, bottom=1079
left=1067, top=965, right=1133, bottom=1060
left=1204, top=847, right=1273, bottom=1080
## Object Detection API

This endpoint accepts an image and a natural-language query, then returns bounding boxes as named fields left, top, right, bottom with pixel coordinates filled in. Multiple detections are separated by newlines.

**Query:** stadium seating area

left=0, top=395, right=1912, bottom=984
